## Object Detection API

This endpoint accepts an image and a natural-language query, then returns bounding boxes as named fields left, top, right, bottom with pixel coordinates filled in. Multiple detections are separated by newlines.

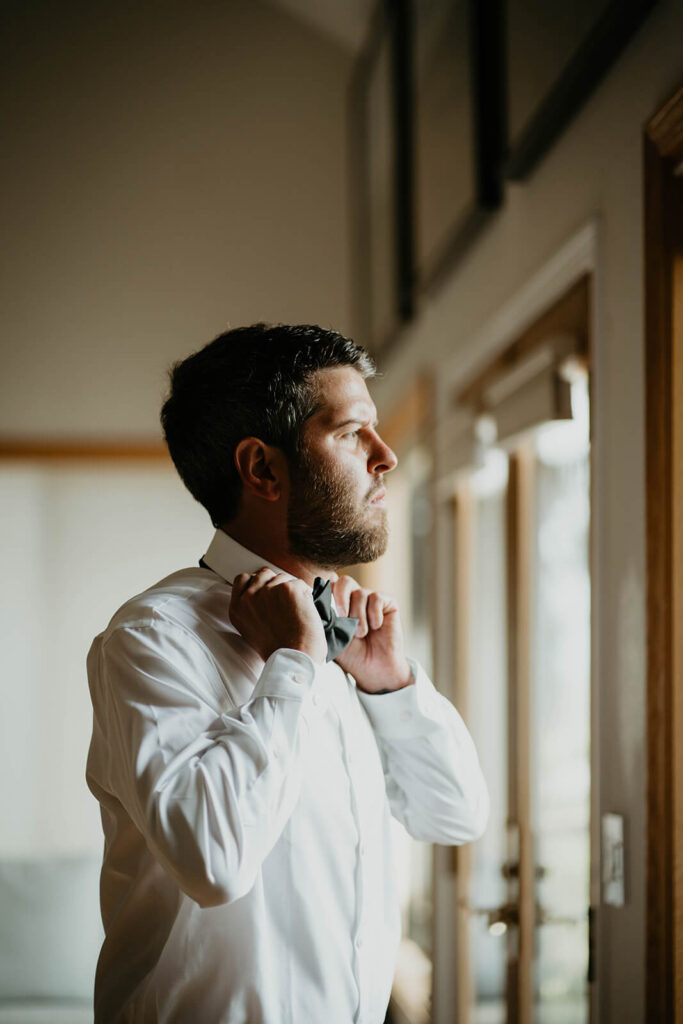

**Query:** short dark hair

left=161, top=323, right=376, bottom=525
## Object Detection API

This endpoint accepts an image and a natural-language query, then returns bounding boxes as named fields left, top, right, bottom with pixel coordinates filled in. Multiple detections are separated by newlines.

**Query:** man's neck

left=219, top=523, right=335, bottom=587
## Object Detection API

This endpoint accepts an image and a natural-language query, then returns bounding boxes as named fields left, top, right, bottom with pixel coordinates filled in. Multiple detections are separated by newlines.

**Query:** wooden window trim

left=644, top=81, right=683, bottom=1024
left=0, top=439, right=169, bottom=461
left=455, top=275, right=590, bottom=412
left=452, top=487, right=474, bottom=1024
left=506, top=446, right=535, bottom=1024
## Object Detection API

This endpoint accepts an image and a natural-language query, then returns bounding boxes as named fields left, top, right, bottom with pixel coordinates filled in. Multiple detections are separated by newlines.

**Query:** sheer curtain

left=0, top=460, right=208, bottom=856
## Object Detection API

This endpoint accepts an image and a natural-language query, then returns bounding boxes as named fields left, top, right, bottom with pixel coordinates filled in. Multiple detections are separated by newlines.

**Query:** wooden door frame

left=452, top=486, right=474, bottom=1024
left=506, top=446, right=535, bottom=1024
left=644, top=81, right=683, bottom=1023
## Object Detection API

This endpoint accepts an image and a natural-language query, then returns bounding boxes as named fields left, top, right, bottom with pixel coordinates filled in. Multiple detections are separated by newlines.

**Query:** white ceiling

left=266, top=0, right=375, bottom=52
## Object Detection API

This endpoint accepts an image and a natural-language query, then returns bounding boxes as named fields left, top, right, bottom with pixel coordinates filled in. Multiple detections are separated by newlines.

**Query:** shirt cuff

left=249, top=648, right=317, bottom=702
left=356, top=661, right=444, bottom=739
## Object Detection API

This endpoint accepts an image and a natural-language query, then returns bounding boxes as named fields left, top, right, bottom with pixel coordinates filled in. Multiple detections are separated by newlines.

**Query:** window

left=439, top=277, right=593, bottom=1024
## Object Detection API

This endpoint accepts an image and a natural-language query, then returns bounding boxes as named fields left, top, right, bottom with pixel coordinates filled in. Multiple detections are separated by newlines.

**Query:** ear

left=233, top=437, right=287, bottom=502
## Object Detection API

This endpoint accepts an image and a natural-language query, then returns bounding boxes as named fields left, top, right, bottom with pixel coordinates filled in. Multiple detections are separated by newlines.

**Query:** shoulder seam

left=101, top=614, right=232, bottom=705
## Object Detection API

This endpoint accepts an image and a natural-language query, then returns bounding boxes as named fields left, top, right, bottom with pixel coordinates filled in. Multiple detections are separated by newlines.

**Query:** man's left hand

left=330, top=576, right=413, bottom=693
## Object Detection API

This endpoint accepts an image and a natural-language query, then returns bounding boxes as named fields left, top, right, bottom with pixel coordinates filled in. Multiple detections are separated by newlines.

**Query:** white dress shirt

left=86, top=529, right=488, bottom=1024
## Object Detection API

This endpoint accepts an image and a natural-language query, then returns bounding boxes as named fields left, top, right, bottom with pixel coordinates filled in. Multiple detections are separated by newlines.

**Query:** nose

left=368, top=431, right=398, bottom=474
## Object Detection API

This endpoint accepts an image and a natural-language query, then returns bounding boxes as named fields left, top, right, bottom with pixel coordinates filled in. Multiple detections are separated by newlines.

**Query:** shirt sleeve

left=356, top=661, right=489, bottom=845
left=89, top=622, right=316, bottom=908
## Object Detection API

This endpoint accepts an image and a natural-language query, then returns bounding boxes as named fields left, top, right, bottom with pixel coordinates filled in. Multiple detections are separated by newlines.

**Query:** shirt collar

left=201, top=529, right=291, bottom=585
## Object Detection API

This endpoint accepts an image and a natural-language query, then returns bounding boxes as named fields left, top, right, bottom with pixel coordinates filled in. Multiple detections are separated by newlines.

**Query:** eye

left=341, top=429, right=359, bottom=440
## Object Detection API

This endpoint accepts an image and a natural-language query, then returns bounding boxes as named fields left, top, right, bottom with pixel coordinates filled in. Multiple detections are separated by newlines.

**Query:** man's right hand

left=229, top=568, right=327, bottom=664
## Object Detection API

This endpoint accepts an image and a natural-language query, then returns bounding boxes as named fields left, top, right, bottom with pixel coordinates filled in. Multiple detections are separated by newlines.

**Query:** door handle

left=487, top=903, right=520, bottom=931
left=460, top=901, right=587, bottom=932
left=501, top=861, right=547, bottom=881
left=458, top=900, right=520, bottom=933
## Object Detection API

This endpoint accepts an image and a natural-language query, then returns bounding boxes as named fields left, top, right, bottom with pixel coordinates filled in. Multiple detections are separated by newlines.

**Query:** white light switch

left=602, top=813, right=625, bottom=906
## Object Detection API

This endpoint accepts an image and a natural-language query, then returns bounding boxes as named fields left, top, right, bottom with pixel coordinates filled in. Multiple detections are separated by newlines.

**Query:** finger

left=331, top=575, right=356, bottom=616
left=348, top=587, right=369, bottom=637
left=367, top=591, right=385, bottom=631
left=231, top=572, right=254, bottom=600
left=264, top=572, right=298, bottom=588
left=282, top=577, right=313, bottom=600
left=242, top=567, right=277, bottom=595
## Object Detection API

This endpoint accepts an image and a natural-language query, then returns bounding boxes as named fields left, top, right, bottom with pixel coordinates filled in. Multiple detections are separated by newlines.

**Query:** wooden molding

left=452, top=489, right=473, bottom=1024
left=0, top=439, right=170, bottom=461
left=647, top=84, right=683, bottom=160
left=644, top=80, right=683, bottom=1024
left=506, top=447, right=535, bottom=1024
left=456, top=274, right=590, bottom=409
left=439, top=220, right=597, bottom=401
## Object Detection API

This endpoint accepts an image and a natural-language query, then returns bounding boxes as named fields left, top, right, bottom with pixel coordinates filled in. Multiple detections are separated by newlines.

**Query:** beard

left=286, top=447, right=389, bottom=569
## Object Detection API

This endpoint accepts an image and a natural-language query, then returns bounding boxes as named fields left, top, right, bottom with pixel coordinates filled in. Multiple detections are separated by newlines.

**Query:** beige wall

left=0, top=0, right=351, bottom=439
left=371, top=2, right=683, bottom=1021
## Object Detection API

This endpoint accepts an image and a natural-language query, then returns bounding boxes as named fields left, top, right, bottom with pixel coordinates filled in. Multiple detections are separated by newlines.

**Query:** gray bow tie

left=199, top=559, right=358, bottom=662
left=312, top=577, right=359, bottom=662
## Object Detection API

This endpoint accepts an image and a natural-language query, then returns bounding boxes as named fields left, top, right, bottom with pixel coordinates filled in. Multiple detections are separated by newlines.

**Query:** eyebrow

left=334, top=415, right=379, bottom=430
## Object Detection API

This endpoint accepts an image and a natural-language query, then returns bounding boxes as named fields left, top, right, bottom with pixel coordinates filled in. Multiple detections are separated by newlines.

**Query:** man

left=86, top=323, right=488, bottom=1024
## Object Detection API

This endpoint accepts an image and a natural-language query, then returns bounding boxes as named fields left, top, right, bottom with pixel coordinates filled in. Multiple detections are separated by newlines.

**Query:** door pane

left=530, top=375, right=591, bottom=1024
left=466, top=452, right=509, bottom=1024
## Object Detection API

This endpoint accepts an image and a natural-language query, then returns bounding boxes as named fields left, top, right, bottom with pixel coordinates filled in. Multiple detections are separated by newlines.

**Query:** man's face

left=286, top=366, right=398, bottom=569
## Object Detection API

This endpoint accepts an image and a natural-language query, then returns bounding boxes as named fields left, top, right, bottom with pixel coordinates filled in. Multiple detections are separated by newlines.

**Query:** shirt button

left=400, top=710, right=412, bottom=721
left=292, top=673, right=304, bottom=685
left=355, top=934, right=364, bottom=949
left=313, top=692, right=324, bottom=708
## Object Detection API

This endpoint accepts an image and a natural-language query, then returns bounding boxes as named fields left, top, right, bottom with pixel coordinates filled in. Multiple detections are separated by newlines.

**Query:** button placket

left=332, top=695, right=368, bottom=1015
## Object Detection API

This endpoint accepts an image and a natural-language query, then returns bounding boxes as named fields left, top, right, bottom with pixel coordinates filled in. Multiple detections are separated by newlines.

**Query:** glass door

left=452, top=370, right=591, bottom=1024
left=530, top=378, right=591, bottom=1023
left=456, top=450, right=510, bottom=1024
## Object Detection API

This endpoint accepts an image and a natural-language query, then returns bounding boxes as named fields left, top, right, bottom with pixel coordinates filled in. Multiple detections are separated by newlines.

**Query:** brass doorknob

left=486, top=903, right=520, bottom=930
